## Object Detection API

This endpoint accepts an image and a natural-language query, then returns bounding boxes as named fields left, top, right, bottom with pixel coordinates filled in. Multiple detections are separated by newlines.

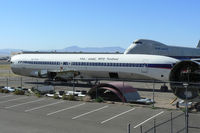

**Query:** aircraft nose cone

left=10, top=55, right=19, bottom=75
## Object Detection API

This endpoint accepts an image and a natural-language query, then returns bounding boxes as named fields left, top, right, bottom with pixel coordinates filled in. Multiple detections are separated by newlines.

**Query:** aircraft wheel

left=44, top=80, right=52, bottom=85
left=160, top=85, right=168, bottom=92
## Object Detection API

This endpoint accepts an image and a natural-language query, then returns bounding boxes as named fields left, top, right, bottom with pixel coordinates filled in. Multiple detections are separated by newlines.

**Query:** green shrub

left=54, top=94, right=60, bottom=99
left=2, top=89, right=9, bottom=93
left=0, top=89, right=3, bottom=93
left=62, top=94, right=68, bottom=100
left=14, top=90, right=25, bottom=95
left=67, top=94, right=76, bottom=101
left=35, top=92, right=41, bottom=98
left=26, top=93, right=31, bottom=96
left=95, top=97, right=104, bottom=103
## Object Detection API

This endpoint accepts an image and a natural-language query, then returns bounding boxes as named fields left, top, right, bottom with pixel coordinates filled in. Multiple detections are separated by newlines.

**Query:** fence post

left=6, top=78, right=8, bottom=87
left=20, top=77, right=23, bottom=88
left=140, top=125, right=143, bottom=133
left=123, top=81, right=125, bottom=104
left=9, top=70, right=10, bottom=79
left=185, top=100, right=189, bottom=133
left=127, top=123, right=130, bottom=133
left=96, top=86, right=98, bottom=99
left=36, top=79, right=38, bottom=89
left=152, top=80, right=155, bottom=108
left=171, top=112, right=173, bottom=133
left=73, top=71, right=75, bottom=96
left=153, top=119, right=156, bottom=133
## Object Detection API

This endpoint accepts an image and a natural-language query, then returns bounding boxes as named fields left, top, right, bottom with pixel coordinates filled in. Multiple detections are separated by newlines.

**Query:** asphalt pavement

left=0, top=93, right=199, bottom=133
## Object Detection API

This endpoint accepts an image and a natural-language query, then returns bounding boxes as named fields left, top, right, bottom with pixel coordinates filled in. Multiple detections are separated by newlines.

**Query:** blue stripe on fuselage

left=18, top=60, right=173, bottom=69
left=170, top=56, right=200, bottom=60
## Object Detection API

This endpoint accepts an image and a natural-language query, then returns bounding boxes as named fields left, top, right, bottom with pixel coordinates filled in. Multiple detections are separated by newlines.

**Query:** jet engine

left=47, top=71, right=80, bottom=81
left=30, top=70, right=48, bottom=78
left=169, top=60, right=200, bottom=101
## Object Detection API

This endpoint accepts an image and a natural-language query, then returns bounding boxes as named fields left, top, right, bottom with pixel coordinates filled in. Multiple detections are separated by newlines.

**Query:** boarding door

left=60, top=62, right=63, bottom=72
left=68, top=62, right=73, bottom=71
left=141, top=60, right=148, bottom=73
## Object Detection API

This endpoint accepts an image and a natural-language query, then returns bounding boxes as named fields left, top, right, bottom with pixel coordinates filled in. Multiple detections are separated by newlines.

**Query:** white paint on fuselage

left=10, top=54, right=179, bottom=81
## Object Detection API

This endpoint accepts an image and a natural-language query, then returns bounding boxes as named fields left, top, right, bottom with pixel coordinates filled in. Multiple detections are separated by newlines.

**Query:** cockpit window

left=134, top=41, right=143, bottom=44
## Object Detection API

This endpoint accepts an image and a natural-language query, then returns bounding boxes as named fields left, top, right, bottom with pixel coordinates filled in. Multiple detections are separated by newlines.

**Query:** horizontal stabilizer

left=197, top=40, right=200, bottom=48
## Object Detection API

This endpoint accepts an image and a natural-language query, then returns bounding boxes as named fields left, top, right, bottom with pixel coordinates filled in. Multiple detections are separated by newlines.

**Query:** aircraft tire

left=160, top=85, right=168, bottom=92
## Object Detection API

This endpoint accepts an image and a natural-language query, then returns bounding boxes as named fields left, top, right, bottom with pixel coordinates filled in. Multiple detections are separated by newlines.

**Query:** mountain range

left=0, top=46, right=125, bottom=56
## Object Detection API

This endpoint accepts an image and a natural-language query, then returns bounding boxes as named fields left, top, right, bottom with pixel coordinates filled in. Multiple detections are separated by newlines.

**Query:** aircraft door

left=141, top=60, right=148, bottom=73
left=67, top=62, right=73, bottom=70
left=60, top=62, right=63, bottom=72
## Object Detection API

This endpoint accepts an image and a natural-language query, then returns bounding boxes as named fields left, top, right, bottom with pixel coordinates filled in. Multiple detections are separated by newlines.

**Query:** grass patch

left=0, top=64, right=11, bottom=70
left=0, top=64, right=19, bottom=77
left=0, top=73, right=19, bottom=77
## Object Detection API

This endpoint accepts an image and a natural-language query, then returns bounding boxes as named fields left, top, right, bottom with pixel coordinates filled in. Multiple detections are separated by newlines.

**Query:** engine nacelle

left=169, top=60, right=200, bottom=101
left=30, top=70, right=48, bottom=78
left=47, top=71, right=80, bottom=81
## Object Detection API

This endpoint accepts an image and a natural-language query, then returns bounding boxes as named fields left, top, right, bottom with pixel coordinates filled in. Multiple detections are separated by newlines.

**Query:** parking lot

left=0, top=93, right=199, bottom=133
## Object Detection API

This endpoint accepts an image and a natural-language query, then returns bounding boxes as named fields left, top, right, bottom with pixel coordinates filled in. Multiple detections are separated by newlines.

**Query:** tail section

left=197, top=40, right=200, bottom=48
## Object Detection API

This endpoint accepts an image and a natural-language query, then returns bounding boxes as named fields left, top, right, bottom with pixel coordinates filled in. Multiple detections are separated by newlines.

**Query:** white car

left=135, top=98, right=154, bottom=104
left=66, top=91, right=86, bottom=97
left=3, top=87, right=15, bottom=92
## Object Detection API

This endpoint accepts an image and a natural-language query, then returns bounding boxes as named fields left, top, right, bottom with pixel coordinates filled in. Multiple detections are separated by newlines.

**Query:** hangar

left=88, top=82, right=140, bottom=102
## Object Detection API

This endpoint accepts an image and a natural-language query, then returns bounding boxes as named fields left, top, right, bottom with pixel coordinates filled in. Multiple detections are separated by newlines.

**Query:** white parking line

left=72, top=105, right=109, bottom=120
left=101, top=108, right=135, bottom=124
left=25, top=101, right=65, bottom=112
left=5, top=98, right=45, bottom=109
left=0, top=97, right=28, bottom=104
left=47, top=103, right=86, bottom=116
left=134, top=111, right=164, bottom=128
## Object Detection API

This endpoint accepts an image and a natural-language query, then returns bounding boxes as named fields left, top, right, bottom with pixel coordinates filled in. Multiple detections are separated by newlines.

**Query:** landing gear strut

left=160, top=83, right=168, bottom=92
left=44, top=79, right=53, bottom=85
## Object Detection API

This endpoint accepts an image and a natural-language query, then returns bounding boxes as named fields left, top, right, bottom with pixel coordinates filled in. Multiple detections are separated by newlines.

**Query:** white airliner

left=10, top=53, right=200, bottom=101
left=124, top=39, right=200, bottom=60
left=10, top=53, right=177, bottom=81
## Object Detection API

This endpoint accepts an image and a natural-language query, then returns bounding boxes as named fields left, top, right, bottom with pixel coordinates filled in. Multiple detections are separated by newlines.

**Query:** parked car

left=176, top=100, right=192, bottom=109
left=2, top=86, right=15, bottom=92
left=66, top=91, right=86, bottom=97
left=134, top=98, right=154, bottom=104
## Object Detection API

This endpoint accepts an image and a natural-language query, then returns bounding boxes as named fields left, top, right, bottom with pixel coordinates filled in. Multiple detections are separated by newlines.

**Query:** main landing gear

left=160, top=83, right=168, bottom=92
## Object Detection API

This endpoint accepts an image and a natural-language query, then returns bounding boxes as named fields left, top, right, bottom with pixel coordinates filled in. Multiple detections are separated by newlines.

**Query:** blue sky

left=0, top=0, right=200, bottom=50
